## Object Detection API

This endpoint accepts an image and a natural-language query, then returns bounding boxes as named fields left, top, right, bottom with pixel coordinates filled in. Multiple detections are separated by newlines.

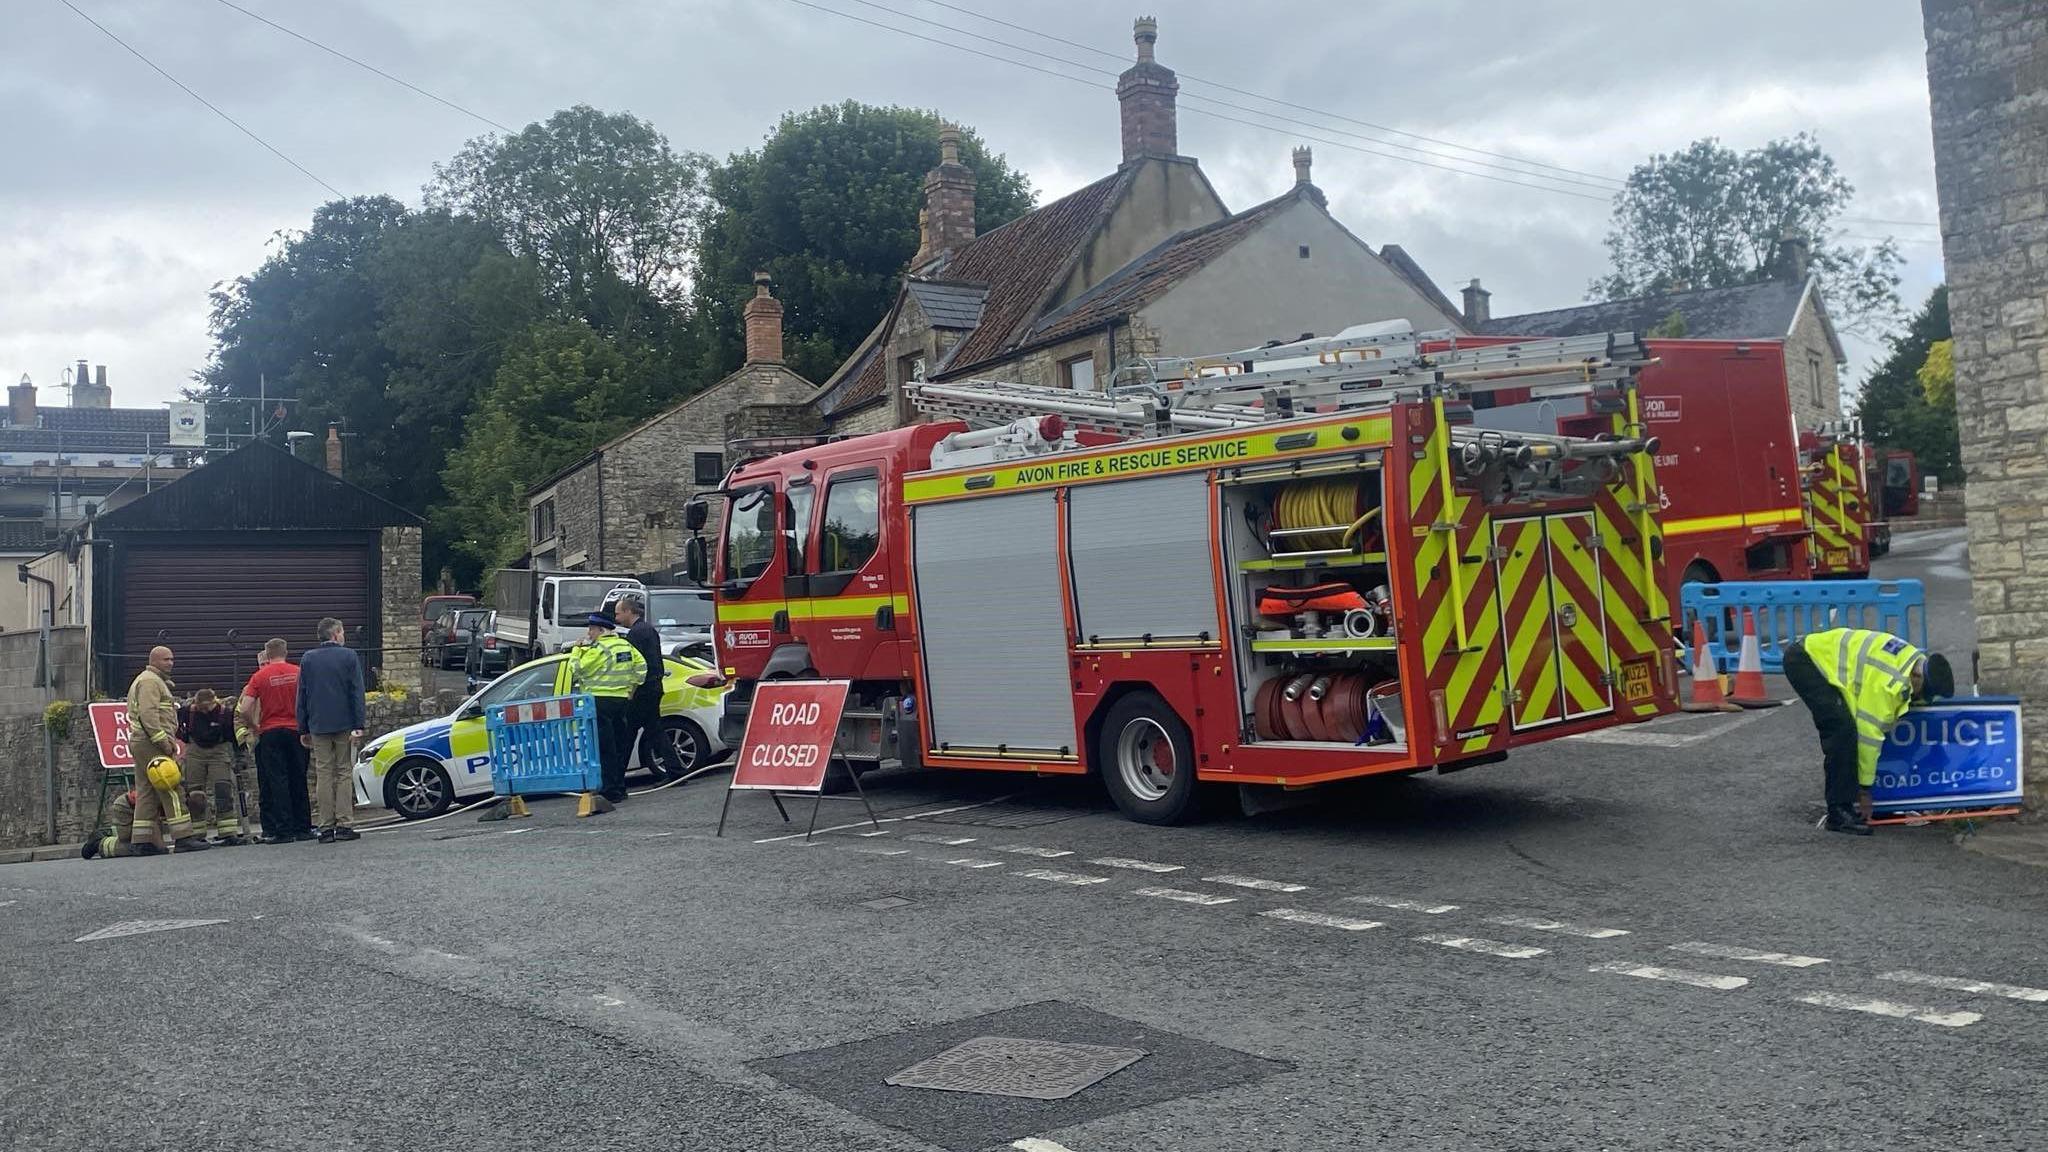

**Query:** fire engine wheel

left=1098, top=693, right=1200, bottom=825
left=387, top=758, right=453, bottom=820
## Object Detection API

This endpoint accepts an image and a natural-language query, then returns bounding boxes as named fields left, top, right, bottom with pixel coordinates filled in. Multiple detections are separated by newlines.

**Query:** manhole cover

left=861, top=896, right=913, bottom=911
left=74, top=919, right=228, bottom=942
left=885, top=1036, right=1147, bottom=1100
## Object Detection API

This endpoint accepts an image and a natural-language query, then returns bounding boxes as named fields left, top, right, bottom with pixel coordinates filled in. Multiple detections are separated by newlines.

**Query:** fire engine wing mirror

left=684, top=498, right=708, bottom=533
left=683, top=537, right=710, bottom=587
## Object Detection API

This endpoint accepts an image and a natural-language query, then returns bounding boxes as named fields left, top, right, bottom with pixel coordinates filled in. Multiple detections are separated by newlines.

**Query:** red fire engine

left=689, top=323, right=1678, bottom=824
left=1800, top=423, right=1873, bottom=578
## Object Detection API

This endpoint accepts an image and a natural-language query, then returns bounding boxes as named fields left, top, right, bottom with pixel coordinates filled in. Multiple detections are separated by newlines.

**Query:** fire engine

left=1801, top=421, right=1872, bottom=577
left=687, top=321, right=1678, bottom=824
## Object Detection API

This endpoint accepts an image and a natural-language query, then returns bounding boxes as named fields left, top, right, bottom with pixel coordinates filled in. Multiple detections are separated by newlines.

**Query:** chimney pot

left=743, top=272, right=786, bottom=364
left=913, top=122, right=978, bottom=267
left=1776, top=230, right=1812, bottom=282
left=325, top=425, right=344, bottom=477
left=939, top=124, right=961, bottom=166
left=1134, top=15, right=1158, bottom=62
left=1461, top=278, right=1492, bottom=327
left=1117, top=17, right=1179, bottom=163
left=8, top=376, right=35, bottom=429
left=1292, top=146, right=1313, bottom=185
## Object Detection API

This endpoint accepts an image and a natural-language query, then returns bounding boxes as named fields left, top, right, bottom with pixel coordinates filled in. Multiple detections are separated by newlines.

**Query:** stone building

left=1477, top=237, right=1847, bottom=432
left=1922, top=0, right=2048, bottom=799
left=810, top=17, right=1467, bottom=432
left=526, top=273, right=819, bottom=575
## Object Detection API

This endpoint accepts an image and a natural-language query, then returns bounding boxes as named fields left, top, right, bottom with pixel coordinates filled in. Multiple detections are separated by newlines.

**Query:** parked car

left=419, top=593, right=475, bottom=652
left=631, top=587, right=716, bottom=660
left=464, top=609, right=511, bottom=681
left=355, top=651, right=731, bottom=819
left=422, top=607, right=490, bottom=670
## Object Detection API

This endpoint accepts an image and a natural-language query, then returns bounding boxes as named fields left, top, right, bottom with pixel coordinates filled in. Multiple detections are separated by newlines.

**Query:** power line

left=1840, top=216, right=1939, bottom=229
left=906, top=0, right=1629, bottom=188
left=55, top=0, right=343, bottom=197
left=207, top=0, right=516, bottom=134
left=779, top=0, right=1613, bottom=203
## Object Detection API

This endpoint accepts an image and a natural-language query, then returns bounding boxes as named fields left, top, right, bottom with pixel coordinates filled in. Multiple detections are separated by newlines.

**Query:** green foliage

left=1594, top=134, right=1902, bottom=337
left=1646, top=309, right=1688, bottom=339
left=44, top=700, right=74, bottom=742
left=693, top=102, right=1035, bottom=383
left=1856, top=287, right=1961, bottom=484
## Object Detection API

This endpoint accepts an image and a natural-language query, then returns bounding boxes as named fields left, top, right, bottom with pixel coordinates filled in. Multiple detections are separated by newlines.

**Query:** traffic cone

left=1681, top=619, right=1739, bottom=713
left=1728, top=608, right=1782, bottom=709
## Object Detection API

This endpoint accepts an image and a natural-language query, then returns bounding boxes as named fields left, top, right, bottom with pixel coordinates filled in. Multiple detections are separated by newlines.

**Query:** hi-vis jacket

left=1800, top=627, right=1925, bottom=786
left=571, top=633, right=646, bottom=699
left=127, top=666, right=178, bottom=749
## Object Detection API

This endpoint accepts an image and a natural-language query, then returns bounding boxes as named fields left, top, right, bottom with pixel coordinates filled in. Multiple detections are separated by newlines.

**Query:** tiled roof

left=41, top=407, right=168, bottom=435
left=0, top=520, right=51, bottom=552
left=1027, top=190, right=1300, bottom=348
left=0, top=406, right=171, bottom=453
left=905, top=280, right=987, bottom=329
left=1482, top=276, right=1830, bottom=351
left=1378, top=244, right=1464, bottom=328
left=813, top=313, right=892, bottom=417
left=926, top=170, right=1130, bottom=376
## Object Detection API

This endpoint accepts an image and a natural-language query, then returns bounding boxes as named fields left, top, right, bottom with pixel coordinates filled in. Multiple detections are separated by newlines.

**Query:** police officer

left=612, top=592, right=686, bottom=783
left=1783, top=627, right=1954, bottom=836
left=571, top=609, right=646, bottom=805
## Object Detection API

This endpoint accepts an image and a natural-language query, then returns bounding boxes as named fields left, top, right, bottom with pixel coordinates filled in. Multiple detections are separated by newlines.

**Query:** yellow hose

left=1275, top=479, right=1371, bottom=551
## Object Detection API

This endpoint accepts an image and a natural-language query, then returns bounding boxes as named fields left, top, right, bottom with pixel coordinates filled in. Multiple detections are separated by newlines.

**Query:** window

left=1808, top=356, right=1823, bottom=407
left=787, top=483, right=816, bottom=572
left=820, top=475, right=882, bottom=574
left=555, top=579, right=620, bottom=619
left=721, top=486, right=777, bottom=580
left=540, top=583, right=555, bottom=622
left=1063, top=354, right=1096, bottom=392
left=477, top=659, right=561, bottom=709
left=898, top=352, right=926, bottom=385
left=647, top=590, right=714, bottom=629
left=531, top=498, right=557, bottom=544
left=693, top=451, right=724, bottom=486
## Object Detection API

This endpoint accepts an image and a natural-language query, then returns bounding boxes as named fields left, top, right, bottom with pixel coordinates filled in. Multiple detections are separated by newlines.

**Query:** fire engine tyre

left=386, top=757, right=453, bottom=820
left=1098, top=693, right=1201, bottom=825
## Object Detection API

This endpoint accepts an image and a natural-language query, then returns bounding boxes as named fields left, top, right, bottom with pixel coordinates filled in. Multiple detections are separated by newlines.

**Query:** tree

left=1594, top=134, right=1903, bottom=336
left=427, top=105, right=711, bottom=335
left=1855, top=287, right=1961, bottom=484
left=693, top=102, right=1035, bottom=383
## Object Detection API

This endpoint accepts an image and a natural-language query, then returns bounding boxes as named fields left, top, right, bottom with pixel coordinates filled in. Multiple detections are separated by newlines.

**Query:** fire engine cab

left=689, top=320, right=1678, bottom=824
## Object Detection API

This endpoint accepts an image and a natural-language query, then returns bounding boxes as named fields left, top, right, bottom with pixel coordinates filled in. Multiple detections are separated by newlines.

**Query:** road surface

left=6, top=527, right=2039, bottom=1151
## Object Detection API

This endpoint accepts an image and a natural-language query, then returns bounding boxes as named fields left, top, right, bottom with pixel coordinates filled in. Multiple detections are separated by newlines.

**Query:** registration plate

left=1824, top=548, right=1851, bottom=569
left=1620, top=659, right=1654, bottom=703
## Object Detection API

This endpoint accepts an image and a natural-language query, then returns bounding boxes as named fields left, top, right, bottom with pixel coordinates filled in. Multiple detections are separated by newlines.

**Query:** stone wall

left=0, top=689, right=446, bottom=852
left=1782, top=292, right=1844, bottom=431
left=0, top=625, right=86, bottom=718
left=377, top=526, right=423, bottom=695
left=1922, top=0, right=2048, bottom=803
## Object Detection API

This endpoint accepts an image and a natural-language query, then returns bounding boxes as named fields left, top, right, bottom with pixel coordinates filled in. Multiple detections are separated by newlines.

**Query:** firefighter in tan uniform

left=125, top=647, right=209, bottom=852
left=81, top=789, right=161, bottom=858
left=179, top=688, right=250, bottom=844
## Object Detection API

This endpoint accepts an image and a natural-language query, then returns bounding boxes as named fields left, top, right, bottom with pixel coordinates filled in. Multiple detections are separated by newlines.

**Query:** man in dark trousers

left=612, top=592, right=686, bottom=783
left=570, top=609, right=645, bottom=805
left=1784, top=626, right=1954, bottom=836
left=239, top=637, right=314, bottom=843
left=297, top=617, right=366, bottom=844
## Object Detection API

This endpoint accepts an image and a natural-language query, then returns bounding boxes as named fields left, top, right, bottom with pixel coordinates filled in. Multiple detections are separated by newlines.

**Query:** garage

left=89, top=440, right=423, bottom=696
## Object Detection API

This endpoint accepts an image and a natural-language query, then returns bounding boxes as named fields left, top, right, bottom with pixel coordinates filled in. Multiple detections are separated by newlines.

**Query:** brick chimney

left=8, top=375, right=34, bottom=429
left=72, top=363, right=111, bottom=408
left=1117, top=16, right=1179, bottom=163
left=1462, top=278, right=1492, bottom=327
left=324, top=425, right=344, bottom=477
left=913, top=124, right=977, bottom=267
left=743, top=271, right=785, bottom=364
left=1290, top=145, right=1326, bottom=208
left=1776, top=231, right=1812, bottom=281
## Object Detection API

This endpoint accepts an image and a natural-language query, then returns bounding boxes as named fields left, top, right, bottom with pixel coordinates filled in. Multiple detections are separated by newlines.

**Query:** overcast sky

left=2, top=0, right=1944, bottom=410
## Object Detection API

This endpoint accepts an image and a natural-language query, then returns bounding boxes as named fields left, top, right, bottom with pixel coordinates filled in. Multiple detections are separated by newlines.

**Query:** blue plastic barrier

left=485, top=693, right=601, bottom=796
left=1679, top=580, right=1928, bottom=674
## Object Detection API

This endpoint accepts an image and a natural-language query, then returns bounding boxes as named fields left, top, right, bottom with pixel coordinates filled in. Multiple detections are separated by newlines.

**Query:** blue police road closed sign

left=1871, top=697, right=2025, bottom=812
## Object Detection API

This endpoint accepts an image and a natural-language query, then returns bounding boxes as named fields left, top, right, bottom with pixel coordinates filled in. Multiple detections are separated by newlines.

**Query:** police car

left=354, top=652, right=730, bottom=819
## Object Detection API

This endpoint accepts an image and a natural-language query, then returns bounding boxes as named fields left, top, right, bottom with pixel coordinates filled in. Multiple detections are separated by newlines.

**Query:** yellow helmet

left=145, top=756, right=181, bottom=794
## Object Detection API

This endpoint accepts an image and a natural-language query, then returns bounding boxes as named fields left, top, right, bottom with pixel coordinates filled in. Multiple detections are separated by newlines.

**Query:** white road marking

left=1132, top=887, right=1238, bottom=906
left=1879, top=970, right=2048, bottom=1002
left=1204, top=874, right=1308, bottom=893
left=1013, top=1140, right=1079, bottom=1152
left=1015, top=868, right=1109, bottom=886
left=500, top=828, right=533, bottom=835
left=74, top=919, right=230, bottom=942
left=1262, top=908, right=1381, bottom=931
left=943, top=857, right=1004, bottom=869
left=1489, top=915, right=1630, bottom=939
left=1589, top=961, right=1748, bottom=990
left=906, top=834, right=978, bottom=846
left=1414, top=933, right=1547, bottom=959
left=592, top=994, right=625, bottom=1007
left=840, top=847, right=909, bottom=856
left=996, top=845, right=1074, bottom=858
left=1564, top=708, right=1770, bottom=747
left=1796, top=992, right=1981, bottom=1028
left=753, top=796, right=1014, bottom=844
left=1089, top=857, right=1184, bottom=873
left=1670, top=942, right=1828, bottom=968
left=1349, top=895, right=1459, bottom=914
left=854, top=830, right=894, bottom=838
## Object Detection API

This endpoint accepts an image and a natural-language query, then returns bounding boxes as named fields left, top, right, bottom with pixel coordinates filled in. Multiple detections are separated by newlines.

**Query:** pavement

left=6, top=527, right=2044, bottom=1151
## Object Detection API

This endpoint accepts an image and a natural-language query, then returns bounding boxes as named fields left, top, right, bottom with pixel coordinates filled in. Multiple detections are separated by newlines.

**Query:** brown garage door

left=116, top=539, right=374, bottom=695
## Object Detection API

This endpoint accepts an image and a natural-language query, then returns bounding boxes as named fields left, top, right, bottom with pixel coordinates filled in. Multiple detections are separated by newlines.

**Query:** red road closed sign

left=88, top=702, right=135, bottom=769
left=730, top=679, right=850, bottom=792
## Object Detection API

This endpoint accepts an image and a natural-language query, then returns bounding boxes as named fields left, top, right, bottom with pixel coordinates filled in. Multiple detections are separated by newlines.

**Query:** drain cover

left=74, top=919, right=228, bottom=942
left=885, top=1036, right=1147, bottom=1100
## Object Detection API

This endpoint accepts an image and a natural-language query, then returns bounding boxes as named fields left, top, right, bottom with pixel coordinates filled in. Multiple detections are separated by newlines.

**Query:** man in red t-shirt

left=239, top=637, right=314, bottom=843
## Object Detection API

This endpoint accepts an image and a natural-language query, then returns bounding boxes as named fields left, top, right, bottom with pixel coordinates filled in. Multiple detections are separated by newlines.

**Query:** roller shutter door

left=116, top=539, right=374, bottom=693
left=1068, top=473, right=1218, bottom=642
left=912, top=492, right=1074, bottom=754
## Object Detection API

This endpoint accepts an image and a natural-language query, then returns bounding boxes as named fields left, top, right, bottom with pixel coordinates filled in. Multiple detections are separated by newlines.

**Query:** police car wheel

left=386, top=757, right=453, bottom=820
left=659, top=717, right=706, bottom=775
left=1097, top=692, right=1201, bottom=826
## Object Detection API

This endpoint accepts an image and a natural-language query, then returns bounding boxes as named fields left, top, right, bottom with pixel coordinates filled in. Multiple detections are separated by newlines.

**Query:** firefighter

left=571, top=609, right=646, bottom=805
left=80, top=789, right=160, bottom=859
left=178, top=688, right=249, bottom=845
left=126, top=647, right=209, bottom=852
left=1783, top=627, right=1954, bottom=836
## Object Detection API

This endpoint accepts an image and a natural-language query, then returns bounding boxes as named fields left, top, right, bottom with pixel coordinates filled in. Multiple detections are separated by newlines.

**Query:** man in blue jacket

left=297, top=617, right=365, bottom=843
